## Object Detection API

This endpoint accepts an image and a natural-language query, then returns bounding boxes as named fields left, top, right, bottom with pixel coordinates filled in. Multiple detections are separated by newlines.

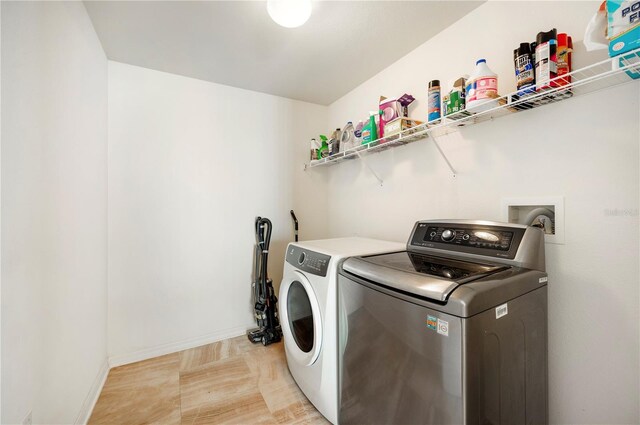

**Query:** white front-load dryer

left=279, top=237, right=405, bottom=424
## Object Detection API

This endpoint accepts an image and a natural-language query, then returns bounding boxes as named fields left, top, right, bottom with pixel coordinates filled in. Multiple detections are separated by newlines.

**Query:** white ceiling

left=84, top=1, right=483, bottom=105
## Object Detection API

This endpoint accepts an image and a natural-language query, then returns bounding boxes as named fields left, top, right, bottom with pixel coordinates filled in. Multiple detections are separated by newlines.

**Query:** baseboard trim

left=75, top=359, right=109, bottom=425
left=108, top=325, right=248, bottom=368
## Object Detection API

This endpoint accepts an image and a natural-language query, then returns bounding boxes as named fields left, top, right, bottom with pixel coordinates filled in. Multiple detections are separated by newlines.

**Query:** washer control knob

left=462, top=234, right=470, bottom=241
left=442, top=268, right=455, bottom=279
left=441, top=229, right=456, bottom=242
left=298, top=252, right=306, bottom=265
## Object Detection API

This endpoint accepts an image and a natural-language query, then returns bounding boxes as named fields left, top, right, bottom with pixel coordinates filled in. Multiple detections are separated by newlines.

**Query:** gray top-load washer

left=338, top=220, right=548, bottom=425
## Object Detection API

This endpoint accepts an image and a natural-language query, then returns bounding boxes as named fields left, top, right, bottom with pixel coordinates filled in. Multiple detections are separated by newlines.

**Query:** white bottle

left=310, top=138, right=320, bottom=161
left=465, top=59, right=499, bottom=113
left=340, top=122, right=355, bottom=152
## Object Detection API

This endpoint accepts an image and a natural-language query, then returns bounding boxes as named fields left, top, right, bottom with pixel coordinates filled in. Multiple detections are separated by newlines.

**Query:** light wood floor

left=89, top=336, right=330, bottom=425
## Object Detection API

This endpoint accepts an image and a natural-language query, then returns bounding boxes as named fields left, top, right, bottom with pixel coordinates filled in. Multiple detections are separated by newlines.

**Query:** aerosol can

left=535, top=28, right=558, bottom=92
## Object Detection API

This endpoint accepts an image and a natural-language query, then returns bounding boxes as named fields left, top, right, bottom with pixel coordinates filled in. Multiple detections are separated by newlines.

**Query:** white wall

left=107, top=62, right=328, bottom=364
left=1, top=1, right=636, bottom=423
left=325, top=1, right=639, bottom=423
left=1, top=2, right=108, bottom=424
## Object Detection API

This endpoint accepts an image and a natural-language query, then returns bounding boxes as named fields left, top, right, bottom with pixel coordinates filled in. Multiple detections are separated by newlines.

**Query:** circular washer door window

left=281, top=270, right=322, bottom=366
left=287, top=281, right=315, bottom=352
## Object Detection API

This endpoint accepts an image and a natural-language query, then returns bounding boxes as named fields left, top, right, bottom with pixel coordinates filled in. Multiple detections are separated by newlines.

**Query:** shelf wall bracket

left=430, top=134, right=457, bottom=177
left=356, top=150, right=384, bottom=186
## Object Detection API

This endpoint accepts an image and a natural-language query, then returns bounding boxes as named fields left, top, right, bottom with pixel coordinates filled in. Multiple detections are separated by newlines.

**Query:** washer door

left=280, top=270, right=323, bottom=366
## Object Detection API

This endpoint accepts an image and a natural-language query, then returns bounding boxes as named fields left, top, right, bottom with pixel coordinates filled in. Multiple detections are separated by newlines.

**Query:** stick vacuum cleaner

left=247, top=217, right=282, bottom=346
left=290, top=210, right=298, bottom=242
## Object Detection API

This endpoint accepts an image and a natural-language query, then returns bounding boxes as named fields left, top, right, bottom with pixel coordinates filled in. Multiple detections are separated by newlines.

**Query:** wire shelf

left=307, top=47, right=640, bottom=169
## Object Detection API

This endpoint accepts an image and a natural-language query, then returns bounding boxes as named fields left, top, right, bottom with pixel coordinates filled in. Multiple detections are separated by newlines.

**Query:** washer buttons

left=441, top=229, right=456, bottom=241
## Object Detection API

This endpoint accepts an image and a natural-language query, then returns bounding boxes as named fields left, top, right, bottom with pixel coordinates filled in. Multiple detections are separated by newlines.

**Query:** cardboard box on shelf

left=379, top=94, right=416, bottom=138
left=384, top=117, right=423, bottom=139
left=379, top=96, right=401, bottom=138
left=443, top=77, right=467, bottom=116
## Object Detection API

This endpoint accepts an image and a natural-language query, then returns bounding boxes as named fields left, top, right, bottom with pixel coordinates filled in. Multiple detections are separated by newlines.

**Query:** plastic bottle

left=427, top=80, right=441, bottom=123
left=465, top=59, right=499, bottom=113
left=535, top=29, right=557, bottom=92
left=361, top=119, right=371, bottom=144
left=372, top=113, right=379, bottom=142
left=340, top=122, right=355, bottom=152
left=354, top=120, right=364, bottom=143
left=361, top=112, right=378, bottom=144
left=514, top=43, right=536, bottom=96
left=328, top=128, right=341, bottom=156
left=318, top=135, right=329, bottom=159
left=309, top=138, right=320, bottom=161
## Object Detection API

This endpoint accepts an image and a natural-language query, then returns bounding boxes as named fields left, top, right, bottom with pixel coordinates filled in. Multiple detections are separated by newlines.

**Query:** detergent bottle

left=340, top=122, right=355, bottom=152
left=466, top=59, right=499, bottom=113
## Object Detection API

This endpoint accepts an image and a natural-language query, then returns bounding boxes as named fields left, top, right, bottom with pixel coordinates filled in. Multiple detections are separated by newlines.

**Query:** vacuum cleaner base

left=247, top=326, right=282, bottom=346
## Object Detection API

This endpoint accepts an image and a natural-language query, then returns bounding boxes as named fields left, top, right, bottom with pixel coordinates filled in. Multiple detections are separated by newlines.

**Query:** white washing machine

left=279, top=237, right=404, bottom=424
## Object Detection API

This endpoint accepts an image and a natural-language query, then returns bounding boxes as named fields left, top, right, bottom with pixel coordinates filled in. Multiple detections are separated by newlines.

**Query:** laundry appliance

left=280, top=237, right=404, bottom=424
left=338, top=220, right=548, bottom=424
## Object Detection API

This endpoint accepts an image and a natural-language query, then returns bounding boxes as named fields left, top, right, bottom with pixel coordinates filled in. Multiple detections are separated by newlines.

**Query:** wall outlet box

left=502, top=196, right=565, bottom=244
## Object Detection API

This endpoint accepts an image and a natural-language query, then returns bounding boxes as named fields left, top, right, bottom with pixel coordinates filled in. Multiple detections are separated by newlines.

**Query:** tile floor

left=89, top=336, right=329, bottom=425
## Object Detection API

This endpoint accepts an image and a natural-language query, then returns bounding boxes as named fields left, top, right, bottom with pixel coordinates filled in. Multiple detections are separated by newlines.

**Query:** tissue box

left=607, top=0, right=640, bottom=56
left=379, top=96, right=401, bottom=138
left=379, top=94, right=416, bottom=137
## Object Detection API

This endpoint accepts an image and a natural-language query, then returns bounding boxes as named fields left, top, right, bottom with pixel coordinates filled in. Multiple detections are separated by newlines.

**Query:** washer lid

left=342, top=251, right=507, bottom=302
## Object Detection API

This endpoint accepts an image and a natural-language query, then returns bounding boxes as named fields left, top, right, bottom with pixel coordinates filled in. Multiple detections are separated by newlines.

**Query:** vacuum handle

left=256, top=217, right=271, bottom=253
left=290, top=210, right=298, bottom=242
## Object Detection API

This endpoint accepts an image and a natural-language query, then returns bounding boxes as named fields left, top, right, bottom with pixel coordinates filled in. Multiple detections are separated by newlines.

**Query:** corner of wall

left=74, top=360, right=109, bottom=425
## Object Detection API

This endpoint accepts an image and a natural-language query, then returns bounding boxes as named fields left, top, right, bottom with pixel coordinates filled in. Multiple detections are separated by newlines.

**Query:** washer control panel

left=286, top=245, right=331, bottom=277
left=410, top=222, right=526, bottom=260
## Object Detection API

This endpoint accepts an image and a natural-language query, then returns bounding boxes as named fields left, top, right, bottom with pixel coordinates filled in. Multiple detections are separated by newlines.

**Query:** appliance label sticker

left=426, top=315, right=437, bottom=330
left=539, top=277, right=548, bottom=283
left=496, top=303, right=508, bottom=319
left=437, top=319, right=449, bottom=336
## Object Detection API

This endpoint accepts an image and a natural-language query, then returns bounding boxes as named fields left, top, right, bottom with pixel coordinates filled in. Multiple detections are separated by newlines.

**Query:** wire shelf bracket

left=356, top=150, right=384, bottom=186
left=430, top=134, right=457, bottom=177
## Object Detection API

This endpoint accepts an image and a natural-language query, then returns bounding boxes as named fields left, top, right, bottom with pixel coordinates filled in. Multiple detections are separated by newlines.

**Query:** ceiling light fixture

left=267, top=0, right=312, bottom=28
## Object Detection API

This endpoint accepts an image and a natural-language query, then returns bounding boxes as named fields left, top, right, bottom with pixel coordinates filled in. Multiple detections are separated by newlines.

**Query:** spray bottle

left=318, top=135, right=329, bottom=159
left=361, top=111, right=379, bottom=144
